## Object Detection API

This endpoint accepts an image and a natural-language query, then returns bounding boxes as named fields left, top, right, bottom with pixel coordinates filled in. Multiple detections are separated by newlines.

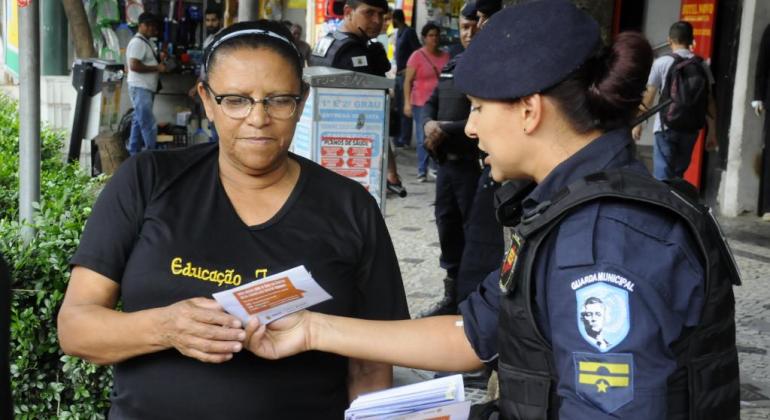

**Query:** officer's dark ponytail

left=545, top=32, right=653, bottom=133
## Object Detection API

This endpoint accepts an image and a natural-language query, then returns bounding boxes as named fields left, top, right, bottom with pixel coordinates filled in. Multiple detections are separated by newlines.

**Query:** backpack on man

left=658, top=53, right=710, bottom=132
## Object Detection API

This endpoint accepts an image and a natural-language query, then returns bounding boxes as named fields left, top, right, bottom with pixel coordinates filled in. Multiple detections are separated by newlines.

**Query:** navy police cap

left=475, top=0, right=501, bottom=16
left=461, top=2, right=479, bottom=20
left=348, top=0, right=389, bottom=12
left=455, top=0, right=601, bottom=100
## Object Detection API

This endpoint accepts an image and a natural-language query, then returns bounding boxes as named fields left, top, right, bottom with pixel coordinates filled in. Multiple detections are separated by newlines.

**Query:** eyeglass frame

left=202, top=82, right=304, bottom=120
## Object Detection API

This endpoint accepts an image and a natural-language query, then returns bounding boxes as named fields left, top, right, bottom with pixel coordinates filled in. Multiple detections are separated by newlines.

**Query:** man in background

left=126, top=12, right=166, bottom=155
left=203, top=7, right=222, bottom=49
left=291, top=23, right=312, bottom=65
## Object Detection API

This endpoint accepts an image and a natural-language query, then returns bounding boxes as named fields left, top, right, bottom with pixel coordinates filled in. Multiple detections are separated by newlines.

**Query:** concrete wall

left=720, top=0, right=770, bottom=216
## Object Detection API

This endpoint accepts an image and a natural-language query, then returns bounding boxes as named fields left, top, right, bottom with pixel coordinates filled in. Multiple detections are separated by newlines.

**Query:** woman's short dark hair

left=203, top=20, right=304, bottom=88
left=421, top=22, right=440, bottom=38
left=543, top=32, right=653, bottom=134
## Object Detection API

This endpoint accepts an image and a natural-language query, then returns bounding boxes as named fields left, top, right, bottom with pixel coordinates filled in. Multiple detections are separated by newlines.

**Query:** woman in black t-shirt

left=58, top=20, right=408, bottom=419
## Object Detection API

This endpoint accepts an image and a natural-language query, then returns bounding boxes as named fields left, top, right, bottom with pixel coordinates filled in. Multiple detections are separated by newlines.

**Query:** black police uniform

left=421, top=53, right=482, bottom=284
left=462, top=128, right=741, bottom=420
left=453, top=2, right=740, bottom=418
left=309, top=30, right=391, bottom=77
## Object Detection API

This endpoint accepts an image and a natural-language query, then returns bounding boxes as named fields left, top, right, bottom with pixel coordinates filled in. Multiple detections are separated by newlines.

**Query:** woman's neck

left=218, top=153, right=296, bottom=193
left=425, top=46, right=441, bottom=56
left=531, top=128, right=602, bottom=184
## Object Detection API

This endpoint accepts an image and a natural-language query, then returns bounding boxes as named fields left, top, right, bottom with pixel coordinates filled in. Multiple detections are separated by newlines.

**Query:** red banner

left=680, top=0, right=717, bottom=189
left=316, top=0, right=326, bottom=24
left=17, top=0, right=30, bottom=7
left=402, top=0, right=414, bottom=26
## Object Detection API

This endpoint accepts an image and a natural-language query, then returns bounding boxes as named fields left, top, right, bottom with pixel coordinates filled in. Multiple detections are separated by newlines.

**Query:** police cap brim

left=351, top=0, right=389, bottom=12
left=455, top=0, right=600, bottom=100
left=461, top=2, right=479, bottom=20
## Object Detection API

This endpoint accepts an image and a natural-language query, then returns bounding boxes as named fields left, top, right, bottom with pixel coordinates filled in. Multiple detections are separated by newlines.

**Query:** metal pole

left=19, top=0, right=41, bottom=244
left=238, top=0, right=258, bottom=23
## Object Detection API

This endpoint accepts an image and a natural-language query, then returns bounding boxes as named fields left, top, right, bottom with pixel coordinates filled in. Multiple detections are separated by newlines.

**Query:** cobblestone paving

left=386, top=148, right=770, bottom=418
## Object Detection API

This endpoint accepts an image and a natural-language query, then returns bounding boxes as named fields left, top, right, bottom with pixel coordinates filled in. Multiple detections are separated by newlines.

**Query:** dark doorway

left=612, top=0, right=645, bottom=35
left=702, top=0, right=742, bottom=207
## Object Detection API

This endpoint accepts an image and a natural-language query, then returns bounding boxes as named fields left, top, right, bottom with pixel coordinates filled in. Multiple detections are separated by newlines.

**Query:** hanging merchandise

left=95, top=0, right=120, bottom=26
left=115, top=23, right=134, bottom=48
left=262, top=0, right=283, bottom=22
left=125, top=0, right=144, bottom=25
left=100, top=27, right=121, bottom=61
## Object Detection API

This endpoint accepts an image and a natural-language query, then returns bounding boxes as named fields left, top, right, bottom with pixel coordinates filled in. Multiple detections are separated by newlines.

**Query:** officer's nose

left=465, top=111, right=478, bottom=140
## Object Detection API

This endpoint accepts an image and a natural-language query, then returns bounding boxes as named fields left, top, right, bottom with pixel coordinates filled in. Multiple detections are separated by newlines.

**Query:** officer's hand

left=705, top=130, right=719, bottom=152
left=157, top=297, right=245, bottom=363
left=631, top=124, right=643, bottom=141
left=404, top=102, right=413, bottom=118
left=424, top=121, right=447, bottom=152
left=243, top=311, right=312, bottom=360
left=752, top=100, right=764, bottom=117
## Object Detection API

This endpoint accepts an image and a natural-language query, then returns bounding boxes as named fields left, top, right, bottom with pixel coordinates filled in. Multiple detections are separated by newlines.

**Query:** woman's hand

left=157, top=297, right=246, bottom=363
left=243, top=311, right=312, bottom=360
left=404, top=102, right=413, bottom=118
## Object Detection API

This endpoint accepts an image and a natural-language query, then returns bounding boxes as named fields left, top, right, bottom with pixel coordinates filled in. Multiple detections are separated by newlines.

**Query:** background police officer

left=310, top=0, right=391, bottom=76
left=418, top=3, right=480, bottom=316
left=310, top=0, right=406, bottom=196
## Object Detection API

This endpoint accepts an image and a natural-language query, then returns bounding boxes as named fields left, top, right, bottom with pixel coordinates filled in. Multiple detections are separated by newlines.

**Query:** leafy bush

left=0, top=94, right=112, bottom=418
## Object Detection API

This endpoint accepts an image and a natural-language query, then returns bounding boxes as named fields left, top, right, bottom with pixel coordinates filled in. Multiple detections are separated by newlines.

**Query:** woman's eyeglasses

left=203, top=83, right=302, bottom=120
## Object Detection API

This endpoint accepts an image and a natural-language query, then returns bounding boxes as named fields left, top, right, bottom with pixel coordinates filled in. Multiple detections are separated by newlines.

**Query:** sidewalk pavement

left=384, top=146, right=770, bottom=419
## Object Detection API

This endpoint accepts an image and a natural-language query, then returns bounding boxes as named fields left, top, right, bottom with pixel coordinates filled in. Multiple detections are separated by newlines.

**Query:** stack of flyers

left=345, top=374, right=471, bottom=420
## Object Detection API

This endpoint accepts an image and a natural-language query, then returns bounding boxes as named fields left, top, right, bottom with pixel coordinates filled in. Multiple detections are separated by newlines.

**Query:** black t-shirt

left=71, top=143, right=409, bottom=420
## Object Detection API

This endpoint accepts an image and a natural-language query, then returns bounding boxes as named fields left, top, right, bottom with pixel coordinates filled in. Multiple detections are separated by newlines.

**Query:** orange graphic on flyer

left=234, top=277, right=305, bottom=314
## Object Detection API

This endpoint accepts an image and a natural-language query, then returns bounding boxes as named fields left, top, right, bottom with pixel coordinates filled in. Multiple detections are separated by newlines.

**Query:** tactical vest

left=495, top=169, right=741, bottom=420
left=309, top=31, right=390, bottom=76
left=309, top=31, right=355, bottom=68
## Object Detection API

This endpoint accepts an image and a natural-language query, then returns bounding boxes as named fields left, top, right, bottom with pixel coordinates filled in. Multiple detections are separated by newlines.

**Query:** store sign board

left=5, top=0, right=19, bottom=77
left=316, top=88, right=386, bottom=206
left=288, top=0, right=306, bottom=9
left=680, top=0, right=717, bottom=189
left=293, top=90, right=315, bottom=160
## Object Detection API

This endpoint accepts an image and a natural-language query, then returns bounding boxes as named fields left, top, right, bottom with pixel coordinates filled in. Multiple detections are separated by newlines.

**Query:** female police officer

left=243, top=2, right=740, bottom=419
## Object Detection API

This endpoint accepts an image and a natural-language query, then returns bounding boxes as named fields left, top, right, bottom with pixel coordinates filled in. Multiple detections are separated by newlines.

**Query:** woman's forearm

left=309, top=314, right=483, bottom=372
left=58, top=304, right=168, bottom=365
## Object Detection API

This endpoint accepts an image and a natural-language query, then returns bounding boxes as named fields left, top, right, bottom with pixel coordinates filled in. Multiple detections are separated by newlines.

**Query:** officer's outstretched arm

left=244, top=311, right=483, bottom=372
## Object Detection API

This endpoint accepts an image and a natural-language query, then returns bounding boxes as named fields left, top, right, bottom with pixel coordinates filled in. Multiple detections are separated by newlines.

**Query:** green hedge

left=0, top=94, right=112, bottom=418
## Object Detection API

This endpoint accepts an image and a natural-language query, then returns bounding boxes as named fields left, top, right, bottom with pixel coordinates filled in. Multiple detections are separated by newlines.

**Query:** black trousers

left=456, top=166, right=505, bottom=301
left=760, top=109, right=770, bottom=215
left=434, top=159, right=481, bottom=279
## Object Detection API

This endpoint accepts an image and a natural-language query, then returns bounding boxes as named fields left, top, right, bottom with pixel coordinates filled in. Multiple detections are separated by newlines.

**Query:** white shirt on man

left=126, top=34, right=159, bottom=92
